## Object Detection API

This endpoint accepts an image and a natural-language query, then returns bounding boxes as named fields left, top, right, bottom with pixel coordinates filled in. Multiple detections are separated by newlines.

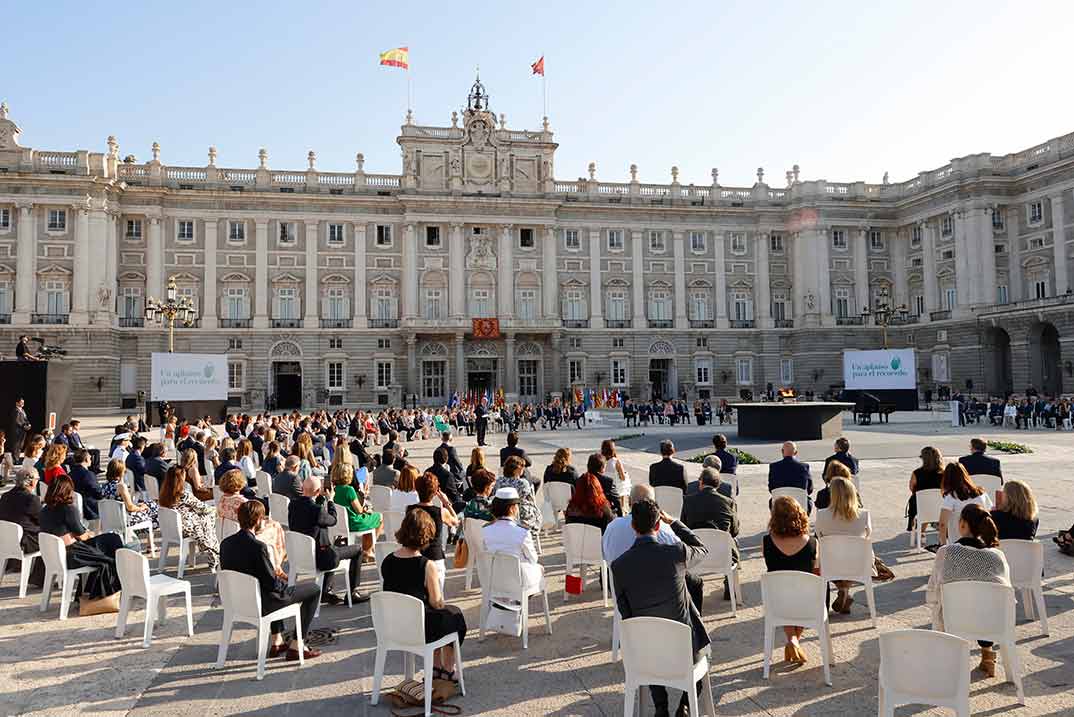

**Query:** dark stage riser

left=731, top=402, right=855, bottom=441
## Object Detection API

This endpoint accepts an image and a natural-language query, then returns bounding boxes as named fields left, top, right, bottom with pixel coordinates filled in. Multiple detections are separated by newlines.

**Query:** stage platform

left=730, top=401, right=855, bottom=441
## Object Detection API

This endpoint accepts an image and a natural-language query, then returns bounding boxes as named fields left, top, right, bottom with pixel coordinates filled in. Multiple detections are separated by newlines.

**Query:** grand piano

left=853, top=391, right=897, bottom=425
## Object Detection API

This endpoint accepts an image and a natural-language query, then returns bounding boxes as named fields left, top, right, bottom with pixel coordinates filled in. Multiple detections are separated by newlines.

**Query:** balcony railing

left=562, top=319, right=590, bottom=329
left=836, top=316, right=864, bottom=326
left=974, top=292, right=1074, bottom=317
left=320, top=318, right=353, bottom=329
left=118, top=317, right=144, bottom=328
left=0, top=314, right=11, bottom=325
left=271, top=318, right=303, bottom=329
left=689, top=319, right=715, bottom=329
left=605, top=320, right=631, bottom=329
left=890, top=314, right=919, bottom=325
left=31, top=313, right=69, bottom=325
left=220, top=318, right=252, bottom=329
left=648, top=319, right=674, bottom=329
left=929, top=310, right=952, bottom=321
left=730, top=320, right=755, bottom=329
left=369, top=318, right=399, bottom=329
left=774, top=319, right=794, bottom=328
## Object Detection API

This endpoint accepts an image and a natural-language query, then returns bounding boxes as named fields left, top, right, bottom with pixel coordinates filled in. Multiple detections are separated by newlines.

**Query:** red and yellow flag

left=531, top=56, right=545, bottom=76
left=379, top=47, right=409, bottom=70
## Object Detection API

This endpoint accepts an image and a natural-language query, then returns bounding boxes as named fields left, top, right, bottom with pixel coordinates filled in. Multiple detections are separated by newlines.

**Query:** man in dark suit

left=711, top=434, right=738, bottom=488
left=125, top=435, right=148, bottom=493
left=11, top=398, right=31, bottom=458
left=69, top=449, right=103, bottom=521
left=348, top=435, right=370, bottom=469
left=427, top=446, right=464, bottom=511
left=214, top=447, right=242, bottom=484
left=768, top=441, right=813, bottom=513
left=649, top=440, right=687, bottom=493
left=438, top=430, right=464, bottom=477
left=612, top=498, right=708, bottom=717
left=681, top=467, right=740, bottom=569
left=271, top=456, right=304, bottom=501
left=249, top=426, right=265, bottom=462
left=822, top=436, right=859, bottom=476
left=475, top=399, right=489, bottom=446
left=144, top=442, right=171, bottom=481
left=959, top=437, right=1002, bottom=480
left=220, top=500, right=322, bottom=661
left=288, top=476, right=366, bottom=605
left=586, top=453, right=623, bottom=517
left=178, top=430, right=208, bottom=478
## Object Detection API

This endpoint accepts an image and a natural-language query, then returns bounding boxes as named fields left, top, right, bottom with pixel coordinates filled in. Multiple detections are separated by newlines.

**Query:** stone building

left=0, top=79, right=1071, bottom=410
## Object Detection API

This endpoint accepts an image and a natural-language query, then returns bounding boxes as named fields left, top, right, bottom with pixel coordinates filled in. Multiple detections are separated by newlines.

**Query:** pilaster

left=631, top=229, right=645, bottom=327
left=672, top=230, right=687, bottom=329
left=755, top=232, right=772, bottom=328
left=202, top=218, right=218, bottom=329
left=353, top=223, right=368, bottom=328
left=69, top=205, right=90, bottom=325
left=253, top=219, right=269, bottom=328
left=450, top=223, right=466, bottom=319
left=713, top=230, right=728, bottom=328
left=1051, top=192, right=1068, bottom=295
left=542, top=226, right=558, bottom=320
left=588, top=229, right=603, bottom=329
left=304, top=220, right=318, bottom=325
left=498, top=224, right=514, bottom=319
left=402, top=223, right=418, bottom=319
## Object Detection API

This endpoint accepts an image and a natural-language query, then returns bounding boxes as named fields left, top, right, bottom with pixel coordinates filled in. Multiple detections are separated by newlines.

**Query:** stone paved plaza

left=2, top=411, right=1073, bottom=716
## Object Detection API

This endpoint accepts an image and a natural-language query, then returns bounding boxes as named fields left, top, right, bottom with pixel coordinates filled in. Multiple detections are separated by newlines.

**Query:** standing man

left=475, top=398, right=489, bottom=447
left=11, top=398, right=31, bottom=458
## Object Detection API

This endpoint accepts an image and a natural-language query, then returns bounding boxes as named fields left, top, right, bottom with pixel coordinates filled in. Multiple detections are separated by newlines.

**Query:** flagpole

left=407, top=69, right=413, bottom=114
left=541, top=52, right=547, bottom=120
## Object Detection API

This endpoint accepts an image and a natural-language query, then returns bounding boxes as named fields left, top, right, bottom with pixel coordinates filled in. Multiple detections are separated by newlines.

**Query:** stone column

left=922, top=220, right=939, bottom=319
left=631, top=229, right=645, bottom=328
left=146, top=215, right=163, bottom=302
left=253, top=219, right=269, bottom=328
left=550, top=332, right=562, bottom=395
left=1006, top=207, right=1022, bottom=302
left=542, top=226, right=558, bottom=320
left=498, top=224, right=514, bottom=319
left=816, top=228, right=832, bottom=327
left=406, top=334, right=417, bottom=398
left=353, top=222, right=367, bottom=328
left=304, top=220, right=318, bottom=326
left=505, top=333, right=516, bottom=395
left=87, top=209, right=108, bottom=323
left=672, top=230, right=687, bottom=329
left=70, top=206, right=90, bottom=325
left=952, top=211, right=972, bottom=315
left=13, top=203, right=34, bottom=323
left=402, top=223, right=418, bottom=319
left=202, top=218, right=218, bottom=329
left=588, top=229, right=603, bottom=328
left=455, top=332, right=466, bottom=396
left=713, top=230, right=728, bottom=328
left=450, top=223, right=466, bottom=319
left=892, top=228, right=909, bottom=308
left=755, top=232, right=771, bottom=328
left=854, top=228, right=870, bottom=313
left=105, top=211, right=119, bottom=323
left=977, top=208, right=997, bottom=305
left=1051, top=192, right=1068, bottom=296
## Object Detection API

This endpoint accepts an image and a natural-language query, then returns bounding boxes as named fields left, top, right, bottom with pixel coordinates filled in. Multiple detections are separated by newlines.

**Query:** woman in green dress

left=330, top=458, right=383, bottom=561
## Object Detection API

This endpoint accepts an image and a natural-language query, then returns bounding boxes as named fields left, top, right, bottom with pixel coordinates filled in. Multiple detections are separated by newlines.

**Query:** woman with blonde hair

left=601, top=439, right=630, bottom=512
left=815, top=476, right=873, bottom=613
left=816, top=459, right=854, bottom=510
left=991, top=479, right=1039, bottom=540
left=293, top=436, right=319, bottom=482
left=331, top=460, right=383, bottom=560
left=203, top=434, right=220, bottom=472
left=543, top=447, right=578, bottom=487
left=102, top=456, right=159, bottom=530
left=236, top=438, right=257, bottom=482
left=464, top=446, right=486, bottom=485
left=178, top=448, right=213, bottom=502
left=42, top=443, right=69, bottom=486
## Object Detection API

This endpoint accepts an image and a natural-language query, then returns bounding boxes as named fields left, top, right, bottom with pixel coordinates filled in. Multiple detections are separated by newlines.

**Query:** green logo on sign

left=890, top=357, right=901, bottom=370
left=204, top=364, right=215, bottom=379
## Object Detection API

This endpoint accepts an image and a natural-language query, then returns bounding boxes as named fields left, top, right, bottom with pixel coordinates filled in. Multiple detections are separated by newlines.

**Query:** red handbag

left=565, top=574, right=583, bottom=594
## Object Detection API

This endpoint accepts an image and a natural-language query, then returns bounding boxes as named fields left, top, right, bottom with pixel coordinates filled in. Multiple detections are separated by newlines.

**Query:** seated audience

left=907, top=446, right=945, bottom=533
left=601, top=439, right=630, bottom=513
left=494, top=455, right=544, bottom=535
left=101, top=457, right=159, bottom=530
left=220, top=500, right=321, bottom=662
left=0, top=467, right=45, bottom=586
left=143, top=442, right=171, bottom=481
left=768, top=441, right=813, bottom=513
left=43, top=443, right=69, bottom=488
left=463, top=469, right=496, bottom=522
left=926, top=504, right=1010, bottom=677
left=711, top=434, right=738, bottom=489
left=237, top=439, right=258, bottom=483
left=958, top=437, right=1002, bottom=480
left=990, top=480, right=1038, bottom=540
left=69, top=449, right=103, bottom=521
left=331, top=460, right=383, bottom=559
left=39, top=475, right=123, bottom=601
left=603, top=483, right=682, bottom=563
left=816, top=460, right=855, bottom=511
left=125, top=435, right=147, bottom=493
left=823, top=436, right=859, bottom=476
left=389, top=465, right=421, bottom=513
left=217, top=468, right=286, bottom=573
left=939, top=462, right=991, bottom=545
left=482, top=487, right=545, bottom=592
left=372, top=448, right=400, bottom=488
left=406, top=472, right=459, bottom=590
left=815, top=477, right=872, bottom=613
left=158, top=465, right=220, bottom=571
left=463, top=446, right=486, bottom=488
left=271, top=456, right=304, bottom=501
left=260, top=441, right=283, bottom=478
left=763, top=496, right=818, bottom=665
left=214, top=447, right=242, bottom=484
left=543, top=447, right=579, bottom=490
left=178, top=449, right=214, bottom=501
left=23, top=434, right=47, bottom=479
left=564, top=472, right=616, bottom=532
left=649, top=440, right=687, bottom=493
left=582, top=452, right=622, bottom=516
left=381, top=509, right=467, bottom=683
left=681, top=466, right=740, bottom=565
left=289, top=476, right=366, bottom=605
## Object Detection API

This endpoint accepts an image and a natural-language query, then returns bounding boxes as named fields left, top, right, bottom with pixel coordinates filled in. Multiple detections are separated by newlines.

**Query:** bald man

left=287, top=476, right=368, bottom=605
left=767, top=441, right=813, bottom=513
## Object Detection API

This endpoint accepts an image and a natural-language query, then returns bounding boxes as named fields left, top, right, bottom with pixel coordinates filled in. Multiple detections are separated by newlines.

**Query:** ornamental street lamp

left=145, top=276, right=197, bottom=352
left=861, top=286, right=908, bottom=349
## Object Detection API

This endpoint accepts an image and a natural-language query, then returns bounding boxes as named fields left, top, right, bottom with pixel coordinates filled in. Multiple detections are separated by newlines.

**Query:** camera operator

left=15, top=336, right=39, bottom=361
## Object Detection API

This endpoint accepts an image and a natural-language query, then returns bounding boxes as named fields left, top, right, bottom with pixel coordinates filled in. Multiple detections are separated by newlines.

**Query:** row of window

left=563, top=356, right=781, bottom=387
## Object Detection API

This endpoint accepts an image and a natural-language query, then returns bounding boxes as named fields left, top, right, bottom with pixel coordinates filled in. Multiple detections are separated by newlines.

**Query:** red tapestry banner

left=471, top=318, right=500, bottom=339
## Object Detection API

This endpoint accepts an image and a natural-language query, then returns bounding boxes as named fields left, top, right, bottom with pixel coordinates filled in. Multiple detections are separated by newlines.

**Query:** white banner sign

left=843, top=349, right=917, bottom=390
left=150, top=353, right=229, bottom=402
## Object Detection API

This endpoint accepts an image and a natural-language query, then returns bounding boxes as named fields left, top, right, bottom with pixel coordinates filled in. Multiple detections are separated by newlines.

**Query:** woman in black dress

left=991, top=480, right=1039, bottom=540
left=763, top=496, right=818, bottom=666
left=906, top=446, right=945, bottom=532
left=542, top=448, right=579, bottom=488
left=382, top=509, right=467, bottom=682
left=406, top=472, right=459, bottom=592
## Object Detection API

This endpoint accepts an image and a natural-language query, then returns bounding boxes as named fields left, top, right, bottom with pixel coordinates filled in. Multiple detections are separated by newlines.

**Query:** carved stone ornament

left=466, top=236, right=497, bottom=271
left=0, top=102, right=21, bottom=150
left=270, top=340, right=302, bottom=358
left=467, top=119, right=490, bottom=151
left=96, top=286, right=112, bottom=307
left=648, top=340, right=675, bottom=355
left=805, top=292, right=817, bottom=310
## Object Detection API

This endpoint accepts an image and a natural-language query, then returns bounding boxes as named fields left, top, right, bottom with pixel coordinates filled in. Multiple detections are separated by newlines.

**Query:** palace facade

left=0, top=78, right=1072, bottom=410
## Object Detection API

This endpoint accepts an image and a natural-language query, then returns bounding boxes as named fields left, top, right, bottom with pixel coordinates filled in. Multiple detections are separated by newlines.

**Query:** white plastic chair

left=163, top=439, right=176, bottom=460
left=1000, top=539, right=1048, bottom=635
left=878, top=629, right=970, bottom=717
left=382, top=510, right=405, bottom=544
left=214, top=569, right=305, bottom=681
left=761, top=571, right=832, bottom=685
left=653, top=486, right=684, bottom=520
left=285, top=531, right=351, bottom=617
left=938, top=581, right=1025, bottom=704
left=38, top=532, right=96, bottom=620
left=0, top=520, right=41, bottom=598
left=370, top=591, right=466, bottom=717
left=123, top=469, right=136, bottom=495
left=254, top=471, right=272, bottom=498
left=144, top=475, right=160, bottom=501
left=463, top=517, right=488, bottom=590
left=327, top=512, right=376, bottom=548
left=543, top=482, right=573, bottom=528
left=479, top=551, right=552, bottom=649
left=369, top=485, right=393, bottom=513
left=268, top=494, right=290, bottom=529
left=114, top=548, right=193, bottom=647
left=36, top=479, right=48, bottom=499
left=693, top=528, right=742, bottom=616
left=770, top=487, right=809, bottom=514
left=100, top=499, right=155, bottom=553
left=203, top=456, right=215, bottom=481
left=157, top=506, right=199, bottom=578
left=374, top=540, right=399, bottom=590
left=562, top=523, right=608, bottom=606
left=219, top=517, right=240, bottom=541
left=621, top=617, right=716, bottom=717
left=910, top=489, right=943, bottom=549
left=972, top=473, right=1003, bottom=497
left=818, top=535, right=877, bottom=627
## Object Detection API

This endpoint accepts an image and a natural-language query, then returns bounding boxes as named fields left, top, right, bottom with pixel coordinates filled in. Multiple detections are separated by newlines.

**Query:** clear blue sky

left=6, top=1, right=1073, bottom=187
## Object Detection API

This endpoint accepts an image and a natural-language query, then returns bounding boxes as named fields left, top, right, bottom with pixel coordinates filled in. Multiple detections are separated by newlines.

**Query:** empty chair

left=0, top=520, right=41, bottom=598
left=214, top=569, right=305, bottom=681
left=157, top=506, right=200, bottom=578
left=203, top=456, right=215, bottom=481
left=653, top=486, right=684, bottom=520
left=144, top=475, right=160, bottom=502
left=38, top=533, right=97, bottom=620
left=878, top=629, right=970, bottom=717
left=268, top=494, right=290, bottom=529
left=254, top=471, right=272, bottom=498
left=818, top=535, right=877, bottom=627
left=99, top=499, right=155, bottom=553
left=114, top=548, right=193, bottom=647
left=370, top=591, right=466, bottom=717
left=285, top=531, right=351, bottom=616
left=162, top=439, right=177, bottom=460
left=369, top=485, right=393, bottom=513
left=693, top=528, right=742, bottom=616
left=1000, top=539, right=1048, bottom=635
left=383, top=510, right=405, bottom=544
left=123, top=469, right=136, bottom=495
left=374, top=540, right=399, bottom=590
left=972, top=474, right=1003, bottom=498
left=761, top=571, right=832, bottom=685
left=609, top=569, right=623, bottom=662
left=219, top=517, right=240, bottom=541
left=543, top=482, right=573, bottom=528
left=910, top=489, right=943, bottom=549
left=770, top=487, right=809, bottom=514
left=562, top=523, right=607, bottom=606
left=463, top=517, right=488, bottom=590
left=479, top=551, right=552, bottom=649
left=938, top=581, right=1025, bottom=704
left=621, top=616, right=716, bottom=717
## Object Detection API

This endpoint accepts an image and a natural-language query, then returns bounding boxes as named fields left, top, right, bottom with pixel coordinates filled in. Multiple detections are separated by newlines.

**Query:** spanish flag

left=379, top=47, right=409, bottom=70
left=531, top=56, right=545, bottom=76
